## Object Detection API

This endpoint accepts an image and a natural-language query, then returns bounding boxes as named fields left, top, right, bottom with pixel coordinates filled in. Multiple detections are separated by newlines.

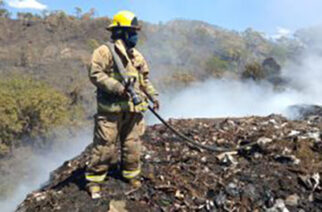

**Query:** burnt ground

left=16, top=113, right=322, bottom=212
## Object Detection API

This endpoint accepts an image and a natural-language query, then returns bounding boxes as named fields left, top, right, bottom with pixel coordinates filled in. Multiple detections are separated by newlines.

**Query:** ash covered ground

left=17, top=108, right=322, bottom=211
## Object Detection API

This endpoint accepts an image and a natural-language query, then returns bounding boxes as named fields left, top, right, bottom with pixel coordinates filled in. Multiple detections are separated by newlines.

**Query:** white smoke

left=0, top=129, right=91, bottom=212
left=154, top=49, right=322, bottom=121
left=283, top=54, right=322, bottom=102
left=157, top=80, right=295, bottom=119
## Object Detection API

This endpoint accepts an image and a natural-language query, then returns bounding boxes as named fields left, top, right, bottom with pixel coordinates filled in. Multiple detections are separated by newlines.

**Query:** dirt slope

left=17, top=113, right=322, bottom=211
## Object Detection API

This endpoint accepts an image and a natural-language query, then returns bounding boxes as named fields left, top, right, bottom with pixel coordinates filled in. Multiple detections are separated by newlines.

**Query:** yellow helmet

left=107, top=10, right=141, bottom=30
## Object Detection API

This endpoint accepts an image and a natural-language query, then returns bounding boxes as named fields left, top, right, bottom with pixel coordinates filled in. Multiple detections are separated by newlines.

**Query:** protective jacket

left=89, top=39, right=158, bottom=113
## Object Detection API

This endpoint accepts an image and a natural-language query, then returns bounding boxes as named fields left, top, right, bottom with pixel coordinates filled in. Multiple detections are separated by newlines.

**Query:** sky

left=3, top=0, right=322, bottom=35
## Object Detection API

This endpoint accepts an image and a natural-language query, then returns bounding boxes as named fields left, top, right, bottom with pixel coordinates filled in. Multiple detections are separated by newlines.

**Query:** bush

left=205, top=56, right=230, bottom=77
left=161, top=71, right=196, bottom=88
left=262, top=57, right=281, bottom=77
left=0, top=76, right=80, bottom=155
left=241, top=62, right=265, bottom=81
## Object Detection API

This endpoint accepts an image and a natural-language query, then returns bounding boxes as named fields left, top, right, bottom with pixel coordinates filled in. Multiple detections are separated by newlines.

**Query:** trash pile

left=17, top=112, right=322, bottom=211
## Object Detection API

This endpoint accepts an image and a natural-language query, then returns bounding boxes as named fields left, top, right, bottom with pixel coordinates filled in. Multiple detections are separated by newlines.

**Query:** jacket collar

left=114, top=39, right=136, bottom=60
left=114, top=39, right=127, bottom=56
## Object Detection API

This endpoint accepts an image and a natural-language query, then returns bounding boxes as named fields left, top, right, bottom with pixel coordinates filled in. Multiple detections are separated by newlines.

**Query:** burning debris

left=17, top=113, right=322, bottom=211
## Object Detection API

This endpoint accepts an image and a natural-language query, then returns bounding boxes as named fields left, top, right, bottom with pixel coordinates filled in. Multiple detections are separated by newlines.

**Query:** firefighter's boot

left=122, top=168, right=142, bottom=188
left=88, top=184, right=102, bottom=199
left=128, top=178, right=142, bottom=188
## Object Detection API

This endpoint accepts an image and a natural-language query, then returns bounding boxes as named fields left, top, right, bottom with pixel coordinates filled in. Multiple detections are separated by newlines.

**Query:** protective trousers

left=85, top=112, right=145, bottom=184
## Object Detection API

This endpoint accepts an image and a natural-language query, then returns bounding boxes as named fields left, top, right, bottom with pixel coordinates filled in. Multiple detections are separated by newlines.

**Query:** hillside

left=17, top=112, right=322, bottom=211
left=0, top=15, right=304, bottom=117
left=0, top=13, right=307, bottom=161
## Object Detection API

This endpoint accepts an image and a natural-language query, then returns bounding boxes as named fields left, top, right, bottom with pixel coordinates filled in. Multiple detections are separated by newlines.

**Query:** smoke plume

left=152, top=27, right=322, bottom=122
left=0, top=129, right=91, bottom=212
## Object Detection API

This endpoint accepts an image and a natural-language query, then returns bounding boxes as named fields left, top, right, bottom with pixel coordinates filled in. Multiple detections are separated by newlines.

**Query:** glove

left=119, top=77, right=136, bottom=98
left=134, top=101, right=149, bottom=112
left=120, top=86, right=130, bottom=98
left=153, top=99, right=160, bottom=110
left=123, top=76, right=136, bottom=91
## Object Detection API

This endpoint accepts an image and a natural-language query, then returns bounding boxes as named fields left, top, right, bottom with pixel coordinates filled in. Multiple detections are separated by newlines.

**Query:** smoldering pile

left=17, top=110, right=322, bottom=211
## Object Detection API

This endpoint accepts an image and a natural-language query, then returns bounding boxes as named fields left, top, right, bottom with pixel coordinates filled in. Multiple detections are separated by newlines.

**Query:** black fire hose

left=105, top=41, right=253, bottom=152
left=147, top=105, right=249, bottom=152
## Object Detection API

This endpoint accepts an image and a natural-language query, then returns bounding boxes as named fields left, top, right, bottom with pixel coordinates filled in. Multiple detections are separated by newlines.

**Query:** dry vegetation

left=0, top=10, right=307, bottom=157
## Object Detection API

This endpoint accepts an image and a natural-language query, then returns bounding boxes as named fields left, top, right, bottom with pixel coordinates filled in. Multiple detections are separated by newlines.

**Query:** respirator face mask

left=124, top=30, right=138, bottom=49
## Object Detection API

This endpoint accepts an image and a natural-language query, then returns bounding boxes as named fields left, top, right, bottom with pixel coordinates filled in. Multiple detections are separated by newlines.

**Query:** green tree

left=75, top=7, right=82, bottom=19
left=0, top=76, right=83, bottom=157
left=241, top=61, right=265, bottom=81
left=0, top=0, right=10, bottom=18
left=17, top=12, right=33, bottom=21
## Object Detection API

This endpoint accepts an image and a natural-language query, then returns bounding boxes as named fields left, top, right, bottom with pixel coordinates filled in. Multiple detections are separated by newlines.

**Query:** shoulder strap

left=105, top=42, right=143, bottom=105
left=105, top=42, right=127, bottom=79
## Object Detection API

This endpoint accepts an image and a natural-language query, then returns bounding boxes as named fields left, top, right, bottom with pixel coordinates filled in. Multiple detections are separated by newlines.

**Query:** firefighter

left=86, top=10, right=159, bottom=199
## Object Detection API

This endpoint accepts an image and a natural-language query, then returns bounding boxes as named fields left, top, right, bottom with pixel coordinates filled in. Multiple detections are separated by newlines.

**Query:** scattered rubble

left=285, top=194, right=300, bottom=206
left=17, top=113, right=322, bottom=211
